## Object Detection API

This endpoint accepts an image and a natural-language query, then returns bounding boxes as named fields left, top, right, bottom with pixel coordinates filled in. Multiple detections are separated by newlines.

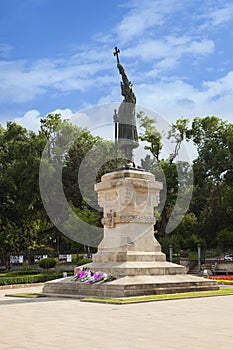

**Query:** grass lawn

left=81, top=288, right=233, bottom=304
left=5, top=292, right=46, bottom=298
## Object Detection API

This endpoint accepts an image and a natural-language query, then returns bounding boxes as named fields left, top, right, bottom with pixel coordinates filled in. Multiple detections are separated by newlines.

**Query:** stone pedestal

left=43, top=169, right=219, bottom=298
left=89, top=169, right=185, bottom=277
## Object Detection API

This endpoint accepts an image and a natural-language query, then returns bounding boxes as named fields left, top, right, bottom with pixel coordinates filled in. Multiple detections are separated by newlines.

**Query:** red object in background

left=208, top=275, right=233, bottom=281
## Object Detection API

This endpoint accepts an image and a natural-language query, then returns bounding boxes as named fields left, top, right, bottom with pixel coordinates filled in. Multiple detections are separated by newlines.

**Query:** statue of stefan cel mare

left=42, top=48, right=219, bottom=299
left=113, top=46, right=139, bottom=167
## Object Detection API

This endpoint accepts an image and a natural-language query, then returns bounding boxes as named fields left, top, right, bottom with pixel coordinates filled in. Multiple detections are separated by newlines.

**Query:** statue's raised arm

left=117, top=63, right=136, bottom=104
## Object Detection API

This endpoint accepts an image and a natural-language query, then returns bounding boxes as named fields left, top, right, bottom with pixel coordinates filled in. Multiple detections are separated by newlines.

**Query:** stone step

left=93, top=251, right=166, bottom=263
left=86, top=261, right=186, bottom=277
left=43, top=275, right=219, bottom=298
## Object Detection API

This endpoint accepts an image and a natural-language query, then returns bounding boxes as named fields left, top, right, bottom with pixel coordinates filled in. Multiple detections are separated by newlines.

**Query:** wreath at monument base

left=72, top=267, right=115, bottom=284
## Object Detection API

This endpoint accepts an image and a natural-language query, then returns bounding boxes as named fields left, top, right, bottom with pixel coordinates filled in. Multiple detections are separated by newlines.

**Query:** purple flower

left=73, top=268, right=115, bottom=284
left=78, top=271, right=87, bottom=279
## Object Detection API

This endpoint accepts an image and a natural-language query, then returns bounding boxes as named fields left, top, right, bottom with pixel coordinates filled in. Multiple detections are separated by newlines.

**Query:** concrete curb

left=0, top=282, right=45, bottom=290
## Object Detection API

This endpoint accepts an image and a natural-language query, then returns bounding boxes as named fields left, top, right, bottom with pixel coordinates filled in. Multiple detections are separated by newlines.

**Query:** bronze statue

left=113, top=47, right=139, bottom=166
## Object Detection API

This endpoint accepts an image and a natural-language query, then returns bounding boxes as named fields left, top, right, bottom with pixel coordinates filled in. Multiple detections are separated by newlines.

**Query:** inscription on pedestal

left=102, top=213, right=155, bottom=227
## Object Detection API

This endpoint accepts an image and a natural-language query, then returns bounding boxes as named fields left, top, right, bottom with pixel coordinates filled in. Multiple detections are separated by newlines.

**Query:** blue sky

left=1, top=0, right=233, bottom=131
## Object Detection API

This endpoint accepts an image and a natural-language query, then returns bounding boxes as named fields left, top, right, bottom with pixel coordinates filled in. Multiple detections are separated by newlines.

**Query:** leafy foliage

left=76, top=258, right=93, bottom=266
left=216, top=229, right=233, bottom=251
left=0, top=272, right=63, bottom=285
left=38, top=257, right=56, bottom=271
left=138, top=112, right=233, bottom=253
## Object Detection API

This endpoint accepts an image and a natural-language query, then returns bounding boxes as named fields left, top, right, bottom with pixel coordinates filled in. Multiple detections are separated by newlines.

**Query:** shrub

left=0, top=272, right=62, bottom=286
left=4, top=270, right=40, bottom=277
left=76, top=258, right=92, bottom=266
left=38, top=257, right=56, bottom=272
left=216, top=228, right=233, bottom=251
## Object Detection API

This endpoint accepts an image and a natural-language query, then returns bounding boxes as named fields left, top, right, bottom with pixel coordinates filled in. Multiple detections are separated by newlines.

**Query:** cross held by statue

left=114, top=47, right=120, bottom=64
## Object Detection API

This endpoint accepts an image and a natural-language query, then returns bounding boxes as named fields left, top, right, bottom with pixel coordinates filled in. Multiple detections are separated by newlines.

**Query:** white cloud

left=13, top=108, right=81, bottom=132
left=122, top=36, right=214, bottom=78
left=0, top=51, right=115, bottom=104
left=116, top=0, right=182, bottom=43
left=14, top=110, right=41, bottom=131
left=0, top=60, right=46, bottom=103
left=116, top=10, right=162, bottom=43
left=135, top=71, right=233, bottom=122
left=69, top=112, right=92, bottom=128
left=125, top=37, right=214, bottom=62
left=51, top=108, right=74, bottom=119
left=185, top=39, right=214, bottom=55
left=209, top=3, right=233, bottom=26
left=203, top=71, right=233, bottom=96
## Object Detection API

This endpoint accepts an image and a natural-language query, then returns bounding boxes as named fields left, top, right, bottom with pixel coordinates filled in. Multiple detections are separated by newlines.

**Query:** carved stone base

left=43, top=169, right=219, bottom=297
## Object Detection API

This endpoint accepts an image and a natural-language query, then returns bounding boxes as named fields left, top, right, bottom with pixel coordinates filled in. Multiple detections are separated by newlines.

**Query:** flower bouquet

left=72, top=267, right=115, bottom=284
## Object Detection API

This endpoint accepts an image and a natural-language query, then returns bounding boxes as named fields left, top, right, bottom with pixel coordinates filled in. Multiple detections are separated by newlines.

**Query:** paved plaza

left=0, top=284, right=232, bottom=350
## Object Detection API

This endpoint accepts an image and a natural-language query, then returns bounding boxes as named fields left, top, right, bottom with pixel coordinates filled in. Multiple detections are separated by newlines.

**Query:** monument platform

left=43, top=169, right=218, bottom=298
left=43, top=273, right=219, bottom=298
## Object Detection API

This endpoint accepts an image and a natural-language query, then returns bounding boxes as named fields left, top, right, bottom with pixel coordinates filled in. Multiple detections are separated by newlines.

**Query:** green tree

left=216, top=229, right=233, bottom=252
left=167, top=117, right=190, bottom=163
left=40, top=113, right=62, bottom=162
left=188, top=116, right=233, bottom=247
left=138, top=112, right=192, bottom=237
left=137, top=111, right=162, bottom=163
left=0, top=122, right=47, bottom=258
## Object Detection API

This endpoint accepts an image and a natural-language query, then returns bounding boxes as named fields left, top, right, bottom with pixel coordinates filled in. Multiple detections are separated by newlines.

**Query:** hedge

left=0, top=272, right=63, bottom=286
left=76, top=258, right=92, bottom=266
left=0, top=270, right=40, bottom=277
